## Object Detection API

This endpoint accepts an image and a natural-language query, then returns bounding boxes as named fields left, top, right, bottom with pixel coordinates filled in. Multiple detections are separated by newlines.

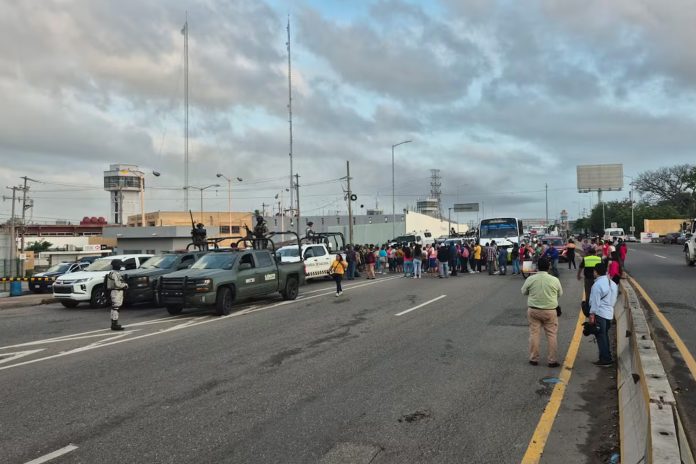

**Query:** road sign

left=610, top=222, right=618, bottom=228
left=630, top=226, right=636, bottom=232
left=453, top=203, right=479, bottom=212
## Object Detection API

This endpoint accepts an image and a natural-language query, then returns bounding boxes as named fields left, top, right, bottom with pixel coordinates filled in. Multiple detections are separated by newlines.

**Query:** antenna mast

left=182, top=12, right=189, bottom=211
left=286, top=16, right=294, bottom=218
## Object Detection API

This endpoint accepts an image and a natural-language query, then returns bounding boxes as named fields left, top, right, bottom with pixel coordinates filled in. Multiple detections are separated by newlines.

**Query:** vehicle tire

left=281, top=277, right=299, bottom=300
left=215, top=286, right=234, bottom=316
left=687, top=250, right=695, bottom=267
left=60, top=300, right=79, bottom=308
left=89, top=285, right=109, bottom=309
left=166, top=305, right=183, bottom=315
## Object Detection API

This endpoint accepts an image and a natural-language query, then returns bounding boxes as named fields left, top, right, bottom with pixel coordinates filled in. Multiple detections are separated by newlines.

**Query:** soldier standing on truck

left=106, top=259, right=129, bottom=331
left=253, top=212, right=269, bottom=249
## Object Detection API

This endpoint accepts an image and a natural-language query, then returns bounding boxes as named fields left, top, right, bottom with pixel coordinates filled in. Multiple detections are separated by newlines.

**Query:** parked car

left=52, top=254, right=153, bottom=308
left=662, top=232, right=680, bottom=244
left=625, top=235, right=638, bottom=243
left=277, top=243, right=340, bottom=281
left=123, top=252, right=205, bottom=306
left=29, top=262, right=88, bottom=293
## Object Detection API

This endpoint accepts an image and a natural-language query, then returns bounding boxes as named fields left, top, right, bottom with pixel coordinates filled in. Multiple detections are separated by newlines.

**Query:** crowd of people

left=329, top=234, right=629, bottom=370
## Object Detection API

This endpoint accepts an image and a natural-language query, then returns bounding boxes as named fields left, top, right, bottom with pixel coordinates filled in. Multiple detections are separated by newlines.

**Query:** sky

left=1, top=0, right=696, bottom=226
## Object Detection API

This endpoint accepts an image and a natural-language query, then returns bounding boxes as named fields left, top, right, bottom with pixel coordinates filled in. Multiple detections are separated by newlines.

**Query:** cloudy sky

left=2, top=0, right=696, bottom=226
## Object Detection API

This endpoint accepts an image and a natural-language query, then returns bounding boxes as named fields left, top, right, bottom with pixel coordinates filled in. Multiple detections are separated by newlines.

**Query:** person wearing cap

left=105, top=259, right=128, bottom=331
left=521, top=257, right=563, bottom=367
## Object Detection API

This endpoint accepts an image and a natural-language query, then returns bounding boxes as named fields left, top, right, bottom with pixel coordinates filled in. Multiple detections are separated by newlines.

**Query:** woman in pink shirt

left=608, top=251, right=622, bottom=286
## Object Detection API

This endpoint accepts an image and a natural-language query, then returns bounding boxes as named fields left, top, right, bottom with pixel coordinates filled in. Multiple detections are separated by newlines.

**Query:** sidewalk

left=0, top=292, right=56, bottom=310
left=540, top=307, right=620, bottom=463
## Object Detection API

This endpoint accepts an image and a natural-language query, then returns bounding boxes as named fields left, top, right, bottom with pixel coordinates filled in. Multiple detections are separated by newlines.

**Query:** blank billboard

left=577, top=164, right=623, bottom=192
left=453, top=203, right=479, bottom=212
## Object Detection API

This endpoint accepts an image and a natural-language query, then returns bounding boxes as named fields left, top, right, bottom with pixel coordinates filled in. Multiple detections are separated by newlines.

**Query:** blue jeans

left=346, top=262, right=356, bottom=280
left=512, top=258, right=520, bottom=274
left=404, top=261, right=413, bottom=276
left=439, top=261, right=449, bottom=278
left=413, top=259, right=422, bottom=277
left=596, top=315, right=612, bottom=362
left=333, top=274, right=343, bottom=293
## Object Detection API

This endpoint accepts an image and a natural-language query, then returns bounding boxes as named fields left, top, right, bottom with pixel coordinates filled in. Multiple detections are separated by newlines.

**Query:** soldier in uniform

left=105, top=259, right=128, bottom=331
left=253, top=212, right=269, bottom=249
left=191, top=223, right=208, bottom=251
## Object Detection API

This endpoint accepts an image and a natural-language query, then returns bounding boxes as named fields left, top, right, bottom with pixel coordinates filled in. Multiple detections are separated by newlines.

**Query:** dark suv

left=29, top=262, right=87, bottom=293
left=124, top=252, right=205, bottom=306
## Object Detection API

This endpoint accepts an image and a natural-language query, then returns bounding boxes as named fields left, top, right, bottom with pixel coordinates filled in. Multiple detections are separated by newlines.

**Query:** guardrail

left=618, top=281, right=695, bottom=463
left=0, top=277, right=56, bottom=282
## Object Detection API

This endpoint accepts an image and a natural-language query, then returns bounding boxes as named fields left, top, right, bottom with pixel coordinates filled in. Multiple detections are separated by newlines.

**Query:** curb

left=0, top=297, right=57, bottom=310
left=619, top=281, right=695, bottom=464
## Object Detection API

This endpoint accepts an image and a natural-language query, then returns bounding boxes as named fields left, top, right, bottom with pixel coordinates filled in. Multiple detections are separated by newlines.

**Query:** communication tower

left=429, top=169, right=442, bottom=219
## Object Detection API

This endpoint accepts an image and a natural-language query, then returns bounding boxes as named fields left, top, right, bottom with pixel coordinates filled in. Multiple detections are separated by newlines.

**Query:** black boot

left=111, top=320, right=124, bottom=331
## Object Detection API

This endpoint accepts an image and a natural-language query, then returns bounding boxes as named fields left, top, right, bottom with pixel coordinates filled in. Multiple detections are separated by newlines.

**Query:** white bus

left=479, top=217, right=524, bottom=247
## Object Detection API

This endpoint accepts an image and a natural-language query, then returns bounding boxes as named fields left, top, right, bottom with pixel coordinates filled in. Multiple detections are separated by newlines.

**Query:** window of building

left=231, top=226, right=240, bottom=234
left=220, top=225, right=230, bottom=234
left=123, top=250, right=142, bottom=255
left=146, top=249, right=156, bottom=255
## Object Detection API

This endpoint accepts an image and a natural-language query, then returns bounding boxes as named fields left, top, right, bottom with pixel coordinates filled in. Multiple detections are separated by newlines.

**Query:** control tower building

left=104, top=164, right=144, bottom=225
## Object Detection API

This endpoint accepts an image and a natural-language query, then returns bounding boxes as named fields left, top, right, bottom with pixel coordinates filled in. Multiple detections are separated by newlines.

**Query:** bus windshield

left=480, top=218, right=520, bottom=239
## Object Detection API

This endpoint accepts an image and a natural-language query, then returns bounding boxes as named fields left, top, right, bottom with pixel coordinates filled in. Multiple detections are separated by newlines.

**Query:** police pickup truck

left=160, top=238, right=305, bottom=316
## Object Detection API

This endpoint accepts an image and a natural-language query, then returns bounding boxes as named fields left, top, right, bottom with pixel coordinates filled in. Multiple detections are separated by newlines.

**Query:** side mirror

left=239, top=262, right=252, bottom=271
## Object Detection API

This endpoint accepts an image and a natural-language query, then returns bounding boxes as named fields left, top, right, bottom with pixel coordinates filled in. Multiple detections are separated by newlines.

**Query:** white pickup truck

left=52, top=254, right=153, bottom=308
left=276, top=243, right=339, bottom=281
left=684, top=219, right=696, bottom=266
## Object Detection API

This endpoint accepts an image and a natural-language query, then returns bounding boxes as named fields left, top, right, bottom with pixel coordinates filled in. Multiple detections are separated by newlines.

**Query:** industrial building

left=126, top=211, right=254, bottom=233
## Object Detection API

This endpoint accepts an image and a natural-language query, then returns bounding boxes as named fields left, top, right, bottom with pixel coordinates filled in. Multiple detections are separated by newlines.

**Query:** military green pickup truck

left=159, top=248, right=305, bottom=316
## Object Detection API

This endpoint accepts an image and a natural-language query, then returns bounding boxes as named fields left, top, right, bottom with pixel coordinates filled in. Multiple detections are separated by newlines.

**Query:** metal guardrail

left=618, top=282, right=695, bottom=463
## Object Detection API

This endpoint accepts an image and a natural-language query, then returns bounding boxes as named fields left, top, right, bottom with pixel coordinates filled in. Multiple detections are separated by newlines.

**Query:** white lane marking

left=654, top=254, right=667, bottom=259
left=24, top=444, right=78, bottom=464
left=395, top=295, right=447, bottom=316
left=0, top=349, right=45, bottom=365
left=0, top=277, right=403, bottom=371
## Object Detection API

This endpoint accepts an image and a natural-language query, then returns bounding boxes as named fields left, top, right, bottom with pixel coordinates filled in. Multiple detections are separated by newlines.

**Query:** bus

left=479, top=217, right=524, bottom=247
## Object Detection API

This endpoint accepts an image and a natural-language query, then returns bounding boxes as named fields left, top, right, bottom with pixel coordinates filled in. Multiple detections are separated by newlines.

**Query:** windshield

left=140, top=255, right=178, bottom=269
left=609, top=231, right=623, bottom=236
left=277, top=248, right=300, bottom=258
left=85, top=259, right=116, bottom=271
left=46, top=263, right=72, bottom=273
left=548, top=239, right=564, bottom=246
left=480, top=219, right=519, bottom=239
left=394, top=235, right=416, bottom=243
left=191, top=253, right=237, bottom=270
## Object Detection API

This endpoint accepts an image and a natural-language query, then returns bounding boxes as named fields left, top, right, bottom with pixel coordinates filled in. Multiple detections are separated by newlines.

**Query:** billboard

left=576, top=164, right=623, bottom=192
left=453, top=203, right=479, bottom=212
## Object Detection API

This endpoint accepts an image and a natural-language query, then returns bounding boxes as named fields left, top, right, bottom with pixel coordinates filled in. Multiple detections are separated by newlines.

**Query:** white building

left=104, top=164, right=144, bottom=225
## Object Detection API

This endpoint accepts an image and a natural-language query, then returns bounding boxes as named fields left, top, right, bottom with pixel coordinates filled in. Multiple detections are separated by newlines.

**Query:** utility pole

left=4, top=186, right=19, bottom=276
left=629, top=190, right=635, bottom=236
left=19, top=176, right=37, bottom=251
left=294, top=173, right=300, bottom=235
left=545, top=183, right=549, bottom=226
left=261, top=202, right=269, bottom=217
left=182, top=13, right=190, bottom=211
left=286, top=17, right=295, bottom=219
left=346, top=161, right=354, bottom=245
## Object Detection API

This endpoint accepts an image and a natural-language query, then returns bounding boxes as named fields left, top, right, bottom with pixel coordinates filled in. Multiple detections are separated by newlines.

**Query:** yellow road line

left=628, top=275, right=696, bottom=381
left=521, top=309, right=585, bottom=464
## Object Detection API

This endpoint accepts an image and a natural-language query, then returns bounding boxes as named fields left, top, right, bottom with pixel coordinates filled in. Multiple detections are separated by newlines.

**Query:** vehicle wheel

left=215, top=287, right=234, bottom=316
left=281, top=277, right=299, bottom=300
left=89, top=285, right=109, bottom=309
left=166, top=305, right=183, bottom=315
left=60, top=300, right=79, bottom=308
left=687, top=251, right=695, bottom=267
left=153, top=289, right=163, bottom=307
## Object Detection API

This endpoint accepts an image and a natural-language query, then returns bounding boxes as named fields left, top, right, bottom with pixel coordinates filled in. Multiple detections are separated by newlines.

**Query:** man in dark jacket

left=448, top=243, right=459, bottom=276
left=437, top=244, right=450, bottom=278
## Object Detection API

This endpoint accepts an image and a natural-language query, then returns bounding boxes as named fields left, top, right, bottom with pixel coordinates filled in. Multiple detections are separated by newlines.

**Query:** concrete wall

left=127, top=211, right=253, bottom=230
left=23, top=235, right=90, bottom=250
left=328, top=223, right=404, bottom=246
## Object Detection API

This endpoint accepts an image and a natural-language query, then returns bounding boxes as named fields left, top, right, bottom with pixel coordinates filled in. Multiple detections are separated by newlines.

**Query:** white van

left=389, top=230, right=435, bottom=247
left=603, top=228, right=626, bottom=241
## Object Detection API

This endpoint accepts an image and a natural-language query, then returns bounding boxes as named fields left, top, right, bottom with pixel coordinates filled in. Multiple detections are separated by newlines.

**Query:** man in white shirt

left=588, top=262, right=618, bottom=366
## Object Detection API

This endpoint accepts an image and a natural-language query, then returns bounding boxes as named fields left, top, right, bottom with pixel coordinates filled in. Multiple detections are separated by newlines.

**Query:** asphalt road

left=1, top=269, right=585, bottom=463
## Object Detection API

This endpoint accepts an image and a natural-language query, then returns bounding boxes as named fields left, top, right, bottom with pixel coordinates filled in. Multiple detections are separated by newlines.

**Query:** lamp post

left=189, top=184, right=220, bottom=223
left=448, top=207, right=452, bottom=235
left=391, top=140, right=412, bottom=238
left=624, top=175, right=635, bottom=237
left=216, top=174, right=243, bottom=234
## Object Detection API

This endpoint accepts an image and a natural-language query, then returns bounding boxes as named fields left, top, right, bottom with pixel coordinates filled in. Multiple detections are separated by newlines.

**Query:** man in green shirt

left=521, top=257, right=563, bottom=367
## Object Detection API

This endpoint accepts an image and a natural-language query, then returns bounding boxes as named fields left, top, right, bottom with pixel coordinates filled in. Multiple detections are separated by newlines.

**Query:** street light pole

left=189, top=184, right=220, bottom=224
left=216, top=174, right=242, bottom=234
left=391, top=140, right=412, bottom=238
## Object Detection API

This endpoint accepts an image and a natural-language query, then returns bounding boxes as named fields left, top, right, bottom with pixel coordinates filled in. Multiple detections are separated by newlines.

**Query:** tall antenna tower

left=430, top=169, right=442, bottom=218
left=286, top=16, right=294, bottom=217
left=182, top=13, right=189, bottom=211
